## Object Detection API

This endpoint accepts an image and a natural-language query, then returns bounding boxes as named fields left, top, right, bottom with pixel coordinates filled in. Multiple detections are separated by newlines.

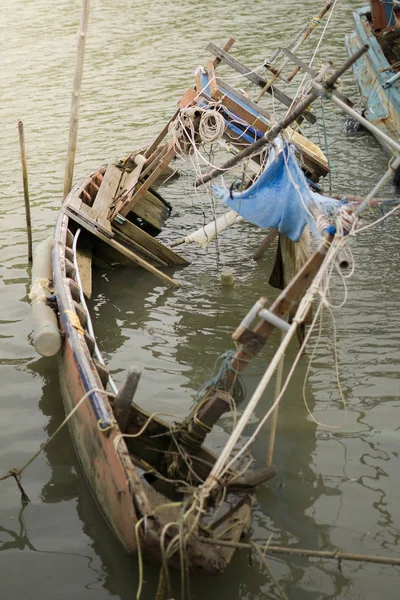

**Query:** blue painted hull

left=345, top=5, right=400, bottom=152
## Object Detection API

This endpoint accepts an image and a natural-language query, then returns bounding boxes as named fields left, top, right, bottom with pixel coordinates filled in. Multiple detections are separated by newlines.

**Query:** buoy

left=29, top=236, right=62, bottom=357
left=220, top=268, right=234, bottom=286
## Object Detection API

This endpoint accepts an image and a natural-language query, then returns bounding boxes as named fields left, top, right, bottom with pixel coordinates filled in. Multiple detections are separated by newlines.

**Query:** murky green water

left=1, top=1, right=400, bottom=598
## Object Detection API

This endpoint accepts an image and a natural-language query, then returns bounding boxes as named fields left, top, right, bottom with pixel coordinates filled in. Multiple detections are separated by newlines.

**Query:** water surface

left=1, top=1, right=399, bottom=598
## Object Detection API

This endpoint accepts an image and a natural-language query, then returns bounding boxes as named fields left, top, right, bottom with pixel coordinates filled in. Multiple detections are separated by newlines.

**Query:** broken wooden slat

left=210, top=83, right=270, bottom=135
left=73, top=203, right=114, bottom=238
left=110, top=161, right=146, bottom=219
left=140, top=144, right=169, bottom=181
left=90, top=164, right=124, bottom=230
left=113, top=229, right=168, bottom=267
left=131, top=189, right=170, bottom=232
left=119, top=143, right=177, bottom=217
left=63, top=204, right=180, bottom=288
left=216, top=77, right=271, bottom=122
left=207, top=60, right=218, bottom=97
left=112, top=217, right=189, bottom=266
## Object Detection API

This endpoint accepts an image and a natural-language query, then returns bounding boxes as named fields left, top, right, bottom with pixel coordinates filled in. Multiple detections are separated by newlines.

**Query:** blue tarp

left=212, top=143, right=340, bottom=242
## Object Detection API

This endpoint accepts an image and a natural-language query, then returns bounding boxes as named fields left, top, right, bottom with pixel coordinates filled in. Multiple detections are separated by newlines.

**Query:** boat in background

left=345, top=1, right=400, bottom=162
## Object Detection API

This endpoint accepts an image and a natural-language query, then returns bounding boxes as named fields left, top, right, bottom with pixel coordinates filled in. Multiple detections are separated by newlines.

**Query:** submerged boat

left=29, top=26, right=367, bottom=580
left=345, top=1, right=400, bottom=154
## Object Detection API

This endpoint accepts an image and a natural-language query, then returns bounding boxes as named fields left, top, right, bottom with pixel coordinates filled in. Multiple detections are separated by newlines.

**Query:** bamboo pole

left=266, top=330, right=285, bottom=468
left=252, top=228, right=278, bottom=260
left=195, top=45, right=369, bottom=187
left=17, top=120, right=33, bottom=262
left=63, top=0, right=91, bottom=200
left=256, top=0, right=333, bottom=101
left=198, top=537, right=400, bottom=567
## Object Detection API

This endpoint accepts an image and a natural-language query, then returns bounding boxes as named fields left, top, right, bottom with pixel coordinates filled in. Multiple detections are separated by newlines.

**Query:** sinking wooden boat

left=36, top=34, right=344, bottom=576
left=49, top=142, right=281, bottom=574
left=345, top=1, right=400, bottom=153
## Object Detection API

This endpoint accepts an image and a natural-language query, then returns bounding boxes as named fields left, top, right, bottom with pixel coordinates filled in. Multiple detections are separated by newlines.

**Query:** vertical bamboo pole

left=255, top=0, right=333, bottom=101
left=266, top=331, right=285, bottom=467
left=63, top=0, right=91, bottom=200
left=18, top=120, right=33, bottom=262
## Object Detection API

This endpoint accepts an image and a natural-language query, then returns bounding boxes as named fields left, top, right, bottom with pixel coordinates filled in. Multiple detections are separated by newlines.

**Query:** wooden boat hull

left=345, top=6, right=400, bottom=153
left=51, top=170, right=253, bottom=575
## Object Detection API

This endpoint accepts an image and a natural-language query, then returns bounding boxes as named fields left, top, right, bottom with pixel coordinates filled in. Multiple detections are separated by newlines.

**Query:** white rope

left=198, top=110, right=226, bottom=143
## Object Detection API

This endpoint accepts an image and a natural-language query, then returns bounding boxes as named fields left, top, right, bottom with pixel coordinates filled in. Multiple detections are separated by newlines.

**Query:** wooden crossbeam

left=206, top=42, right=316, bottom=125
left=280, top=47, right=355, bottom=107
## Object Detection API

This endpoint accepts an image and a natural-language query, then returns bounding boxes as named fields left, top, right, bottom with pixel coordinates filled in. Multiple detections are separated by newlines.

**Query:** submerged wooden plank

left=113, top=229, right=168, bottom=267
left=112, top=217, right=189, bottom=266
left=119, top=144, right=176, bottom=217
left=63, top=205, right=180, bottom=288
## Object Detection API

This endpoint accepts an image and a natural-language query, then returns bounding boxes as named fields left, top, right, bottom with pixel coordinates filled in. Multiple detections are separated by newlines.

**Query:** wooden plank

left=119, top=143, right=176, bottom=217
left=131, top=197, right=166, bottom=232
left=140, top=144, right=169, bottom=180
left=76, top=203, right=114, bottom=237
left=63, top=205, right=180, bottom=288
left=206, top=42, right=316, bottom=124
left=178, top=87, right=198, bottom=109
left=216, top=77, right=271, bottom=121
left=112, top=217, right=189, bottom=266
left=207, top=60, right=218, bottom=97
left=76, top=240, right=92, bottom=299
left=212, top=36, right=235, bottom=68
left=113, top=229, right=168, bottom=267
left=212, top=86, right=269, bottom=135
left=91, top=164, right=123, bottom=219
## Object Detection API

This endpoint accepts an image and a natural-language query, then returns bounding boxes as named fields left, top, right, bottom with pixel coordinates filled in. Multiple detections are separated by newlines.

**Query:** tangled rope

left=198, top=110, right=226, bottom=143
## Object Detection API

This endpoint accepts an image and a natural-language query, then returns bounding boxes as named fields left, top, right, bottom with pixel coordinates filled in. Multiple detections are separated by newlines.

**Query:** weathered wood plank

left=111, top=162, right=145, bottom=219
left=112, top=217, right=189, bottom=266
left=63, top=205, right=180, bottom=288
left=91, top=164, right=123, bottom=221
left=113, top=229, right=168, bottom=267
left=119, top=143, right=176, bottom=217
left=212, top=36, right=235, bottom=68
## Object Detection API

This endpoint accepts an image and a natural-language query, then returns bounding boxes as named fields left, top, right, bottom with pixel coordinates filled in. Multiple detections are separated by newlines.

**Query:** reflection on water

left=1, top=0, right=400, bottom=598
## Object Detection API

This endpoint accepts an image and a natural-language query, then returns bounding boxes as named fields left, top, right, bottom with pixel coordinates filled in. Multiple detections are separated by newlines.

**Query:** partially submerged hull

left=51, top=159, right=257, bottom=574
left=345, top=5, right=400, bottom=152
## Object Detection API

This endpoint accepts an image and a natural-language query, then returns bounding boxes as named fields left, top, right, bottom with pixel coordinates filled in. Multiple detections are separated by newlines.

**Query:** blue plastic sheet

left=212, top=143, right=339, bottom=242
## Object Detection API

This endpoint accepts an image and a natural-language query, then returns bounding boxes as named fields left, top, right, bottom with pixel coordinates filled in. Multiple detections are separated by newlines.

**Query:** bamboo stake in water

left=267, top=330, right=285, bottom=467
left=63, top=0, right=91, bottom=200
left=17, top=120, right=33, bottom=262
left=256, top=0, right=333, bottom=101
